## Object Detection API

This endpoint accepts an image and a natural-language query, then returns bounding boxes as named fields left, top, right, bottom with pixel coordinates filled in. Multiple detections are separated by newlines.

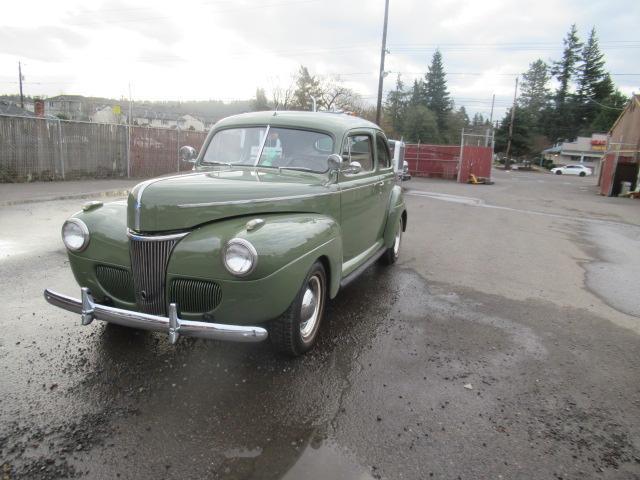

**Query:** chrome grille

left=128, top=231, right=187, bottom=315
left=95, top=265, right=135, bottom=302
left=169, top=278, right=222, bottom=315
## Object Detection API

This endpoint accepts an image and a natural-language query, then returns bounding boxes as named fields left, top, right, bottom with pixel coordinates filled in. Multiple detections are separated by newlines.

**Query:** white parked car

left=550, top=164, right=593, bottom=177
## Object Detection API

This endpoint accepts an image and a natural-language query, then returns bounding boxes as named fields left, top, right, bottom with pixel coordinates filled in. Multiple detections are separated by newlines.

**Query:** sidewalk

left=0, top=179, right=140, bottom=206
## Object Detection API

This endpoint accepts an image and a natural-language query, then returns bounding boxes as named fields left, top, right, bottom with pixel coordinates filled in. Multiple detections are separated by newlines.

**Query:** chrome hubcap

left=393, top=222, right=402, bottom=257
left=300, top=275, right=322, bottom=341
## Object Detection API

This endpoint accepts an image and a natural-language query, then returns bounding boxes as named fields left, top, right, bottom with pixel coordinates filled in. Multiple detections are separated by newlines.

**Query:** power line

left=65, top=0, right=325, bottom=26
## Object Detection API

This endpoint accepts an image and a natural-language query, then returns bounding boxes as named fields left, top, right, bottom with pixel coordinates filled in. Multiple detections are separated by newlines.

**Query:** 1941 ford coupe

left=44, top=111, right=407, bottom=356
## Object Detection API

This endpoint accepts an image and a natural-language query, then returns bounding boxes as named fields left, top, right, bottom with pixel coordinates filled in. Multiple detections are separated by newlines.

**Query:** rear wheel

left=579, top=171, right=586, bottom=177
left=270, top=261, right=327, bottom=356
left=380, top=217, right=403, bottom=265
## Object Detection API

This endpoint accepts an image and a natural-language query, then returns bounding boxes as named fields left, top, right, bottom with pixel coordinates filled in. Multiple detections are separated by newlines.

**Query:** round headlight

left=223, top=238, right=257, bottom=276
left=62, top=218, right=90, bottom=252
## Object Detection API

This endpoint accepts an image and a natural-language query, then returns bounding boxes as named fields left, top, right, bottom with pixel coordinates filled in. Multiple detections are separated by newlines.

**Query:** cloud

left=0, top=0, right=637, bottom=119
left=0, top=26, right=87, bottom=61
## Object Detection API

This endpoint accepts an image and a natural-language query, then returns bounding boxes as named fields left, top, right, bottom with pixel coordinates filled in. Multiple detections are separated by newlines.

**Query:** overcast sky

left=1, top=0, right=638, bottom=119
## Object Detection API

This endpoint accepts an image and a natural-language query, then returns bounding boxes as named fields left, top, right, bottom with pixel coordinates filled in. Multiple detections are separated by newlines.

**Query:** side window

left=376, top=134, right=391, bottom=169
left=342, top=135, right=373, bottom=172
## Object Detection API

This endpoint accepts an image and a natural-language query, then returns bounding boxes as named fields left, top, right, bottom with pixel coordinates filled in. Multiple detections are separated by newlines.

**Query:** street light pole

left=375, top=0, right=390, bottom=126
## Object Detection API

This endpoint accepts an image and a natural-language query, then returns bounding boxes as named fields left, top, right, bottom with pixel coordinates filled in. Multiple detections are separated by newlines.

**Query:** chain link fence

left=0, top=115, right=208, bottom=182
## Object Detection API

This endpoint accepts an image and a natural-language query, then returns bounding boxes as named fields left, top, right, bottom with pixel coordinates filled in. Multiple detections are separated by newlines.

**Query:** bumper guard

left=43, top=288, right=268, bottom=344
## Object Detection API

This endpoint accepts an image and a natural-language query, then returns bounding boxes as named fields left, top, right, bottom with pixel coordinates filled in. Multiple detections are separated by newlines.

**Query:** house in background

left=178, top=114, right=205, bottom=131
left=45, top=95, right=89, bottom=120
left=599, top=94, right=640, bottom=196
left=91, top=105, right=124, bottom=124
left=542, top=133, right=608, bottom=165
left=0, top=100, right=37, bottom=117
left=132, top=109, right=206, bottom=131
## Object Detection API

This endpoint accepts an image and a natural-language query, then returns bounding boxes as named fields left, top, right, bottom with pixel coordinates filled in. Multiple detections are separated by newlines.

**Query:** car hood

left=127, top=169, right=336, bottom=232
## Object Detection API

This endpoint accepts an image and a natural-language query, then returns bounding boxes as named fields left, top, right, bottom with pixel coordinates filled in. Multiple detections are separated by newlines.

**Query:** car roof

left=213, top=111, right=380, bottom=138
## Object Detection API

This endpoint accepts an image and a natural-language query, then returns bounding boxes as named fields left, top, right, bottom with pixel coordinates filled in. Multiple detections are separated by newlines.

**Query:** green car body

left=46, top=111, right=407, bottom=352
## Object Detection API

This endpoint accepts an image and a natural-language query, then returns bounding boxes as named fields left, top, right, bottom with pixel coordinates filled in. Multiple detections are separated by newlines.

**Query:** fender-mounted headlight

left=62, top=218, right=90, bottom=252
left=223, top=238, right=257, bottom=277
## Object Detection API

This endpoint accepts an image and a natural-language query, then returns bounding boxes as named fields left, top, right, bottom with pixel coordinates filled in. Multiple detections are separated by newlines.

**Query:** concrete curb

left=0, top=189, right=131, bottom=207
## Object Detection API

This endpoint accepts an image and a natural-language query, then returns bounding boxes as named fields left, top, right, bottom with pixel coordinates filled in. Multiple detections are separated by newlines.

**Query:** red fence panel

left=129, top=127, right=208, bottom=178
left=458, top=145, right=493, bottom=183
left=405, top=144, right=460, bottom=179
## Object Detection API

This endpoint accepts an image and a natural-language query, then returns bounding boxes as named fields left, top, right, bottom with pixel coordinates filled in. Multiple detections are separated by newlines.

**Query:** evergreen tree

left=494, top=107, right=532, bottom=157
left=408, top=79, right=427, bottom=107
left=550, top=24, right=582, bottom=141
left=424, top=50, right=452, bottom=131
left=290, top=66, right=321, bottom=111
left=251, top=88, right=270, bottom=111
left=573, top=28, right=614, bottom=132
left=472, top=113, right=485, bottom=127
left=590, top=90, right=628, bottom=132
left=552, top=25, right=582, bottom=108
left=518, top=59, right=551, bottom=130
left=383, top=74, right=408, bottom=135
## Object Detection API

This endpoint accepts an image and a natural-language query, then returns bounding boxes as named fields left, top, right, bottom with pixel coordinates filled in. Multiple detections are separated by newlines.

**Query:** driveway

left=1, top=169, right=639, bottom=479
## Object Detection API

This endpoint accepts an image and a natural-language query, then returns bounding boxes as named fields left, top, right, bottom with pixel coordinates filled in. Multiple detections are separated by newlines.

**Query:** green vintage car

left=44, top=111, right=407, bottom=355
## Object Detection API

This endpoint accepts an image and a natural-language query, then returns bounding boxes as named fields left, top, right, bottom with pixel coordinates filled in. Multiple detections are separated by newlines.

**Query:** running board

left=339, top=246, right=386, bottom=289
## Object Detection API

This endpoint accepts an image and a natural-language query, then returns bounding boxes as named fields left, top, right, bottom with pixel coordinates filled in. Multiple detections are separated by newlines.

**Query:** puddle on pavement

left=279, top=439, right=375, bottom=480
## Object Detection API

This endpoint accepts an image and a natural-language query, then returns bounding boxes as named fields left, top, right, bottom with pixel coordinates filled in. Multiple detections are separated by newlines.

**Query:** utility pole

left=504, top=76, right=518, bottom=171
left=128, top=82, right=133, bottom=125
left=18, top=62, right=24, bottom=109
left=489, top=93, right=495, bottom=125
left=485, top=93, right=495, bottom=147
left=375, top=0, right=390, bottom=126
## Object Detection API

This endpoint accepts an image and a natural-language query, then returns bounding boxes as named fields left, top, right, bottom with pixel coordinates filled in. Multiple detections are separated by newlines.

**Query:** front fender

left=383, top=185, right=407, bottom=248
left=167, top=214, right=343, bottom=322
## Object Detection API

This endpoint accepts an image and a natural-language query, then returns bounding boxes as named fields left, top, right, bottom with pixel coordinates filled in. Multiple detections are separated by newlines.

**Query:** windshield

left=202, top=127, right=334, bottom=173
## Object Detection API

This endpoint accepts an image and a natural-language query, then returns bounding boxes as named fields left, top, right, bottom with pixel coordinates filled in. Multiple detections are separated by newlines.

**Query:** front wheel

left=380, top=217, right=403, bottom=265
left=269, top=261, right=327, bottom=356
left=555, top=170, right=562, bottom=175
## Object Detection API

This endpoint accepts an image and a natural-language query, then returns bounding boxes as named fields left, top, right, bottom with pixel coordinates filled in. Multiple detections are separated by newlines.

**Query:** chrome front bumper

left=43, top=287, right=268, bottom=344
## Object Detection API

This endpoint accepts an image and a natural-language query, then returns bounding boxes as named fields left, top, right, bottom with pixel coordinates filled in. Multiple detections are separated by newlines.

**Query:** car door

left=338, top=130, right=383, bottom=263
left=565, top=165, right=578, bottom=175
left=374, top=132, right=396, bottom=240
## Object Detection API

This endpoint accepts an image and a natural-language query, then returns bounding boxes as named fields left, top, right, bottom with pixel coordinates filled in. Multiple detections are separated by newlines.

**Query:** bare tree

left=318, top=76, right=366, bottom=113
left=269, top=73, right=298, bottom=111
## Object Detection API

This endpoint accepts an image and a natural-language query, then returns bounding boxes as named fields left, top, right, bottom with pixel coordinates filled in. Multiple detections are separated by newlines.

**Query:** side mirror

left=343, top=161, right=362, bottom=175
left=179, top=145, right=198, bottom=163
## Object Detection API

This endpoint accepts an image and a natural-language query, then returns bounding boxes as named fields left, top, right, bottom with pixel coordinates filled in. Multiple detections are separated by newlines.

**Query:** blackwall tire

left=555, top=170, right=562, bottom=175
left=269, top=261, right=327, bottom=356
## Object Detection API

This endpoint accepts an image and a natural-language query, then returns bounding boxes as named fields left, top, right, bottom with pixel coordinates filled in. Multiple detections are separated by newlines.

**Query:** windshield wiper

left=278, top=166, right=315, bottom=172
left=205, top=161, right=232, bottom=166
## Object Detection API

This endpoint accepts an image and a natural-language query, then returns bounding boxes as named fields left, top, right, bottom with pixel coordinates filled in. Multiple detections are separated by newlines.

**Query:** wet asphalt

left=1, top=169, right=640, bottom=479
